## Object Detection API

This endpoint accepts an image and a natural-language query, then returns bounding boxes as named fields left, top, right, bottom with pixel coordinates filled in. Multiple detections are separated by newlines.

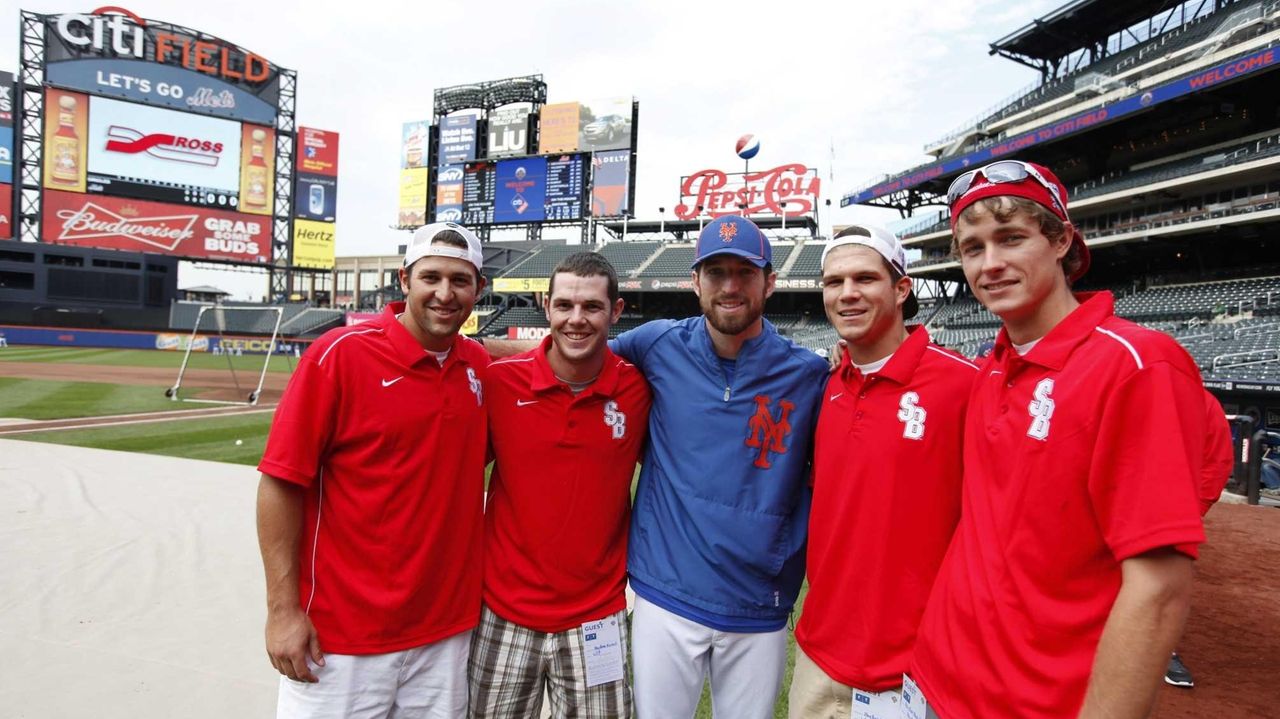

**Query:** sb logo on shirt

left=898, top=392, right=926, bottom=440
left=604, top=400, right=626, bottom=439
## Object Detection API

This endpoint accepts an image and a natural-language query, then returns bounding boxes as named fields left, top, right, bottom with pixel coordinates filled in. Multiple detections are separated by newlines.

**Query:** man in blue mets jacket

left=617, top=215, right=828, bottom=719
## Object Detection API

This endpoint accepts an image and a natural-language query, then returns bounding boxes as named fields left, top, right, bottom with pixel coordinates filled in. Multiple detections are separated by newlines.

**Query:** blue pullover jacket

left=612, top=317, right=828, bottom=631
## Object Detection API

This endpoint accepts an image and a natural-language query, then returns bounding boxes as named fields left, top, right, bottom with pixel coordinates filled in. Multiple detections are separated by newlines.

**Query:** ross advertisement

left=237, top=123, right=275, bottom=216
left=45, top=58, right=277, bottom=124
left=398, top=167, right=429, bottom=226
left=578, top=97, right=632, bottom=152
left=544, top=154, right=584, bottom=221
left=85, top=94, right=243, bottom=206
left=434, top=164, right=464, bottom=223
left=42, top=88, right=90, bottom=193
left=591, top=149, right=631, bottom=217
left=494, top=157, right=546, bottom=224
left=42, top=189, right=270, bottom=262
left=462, top=161, right=495, bottom=225
left=487, top=104, right=531, bottom=158
left=402, top=120, right=430, bottom=169
left=539, top=102, right=580, bottom=153
left=292, top=219, right=335, bottom=269
left=298, top=127, right=339, bottom=176
left=41, top=8, right=282, bottom=107
left=439, top=115, right=478, bottom=165
left=0, top=70, right=12, bottom=126
left=296, top=173, right=337, bottom=222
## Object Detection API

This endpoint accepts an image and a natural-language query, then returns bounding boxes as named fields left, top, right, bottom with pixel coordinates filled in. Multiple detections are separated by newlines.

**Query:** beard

left=700, top=293, right=763, bottom=337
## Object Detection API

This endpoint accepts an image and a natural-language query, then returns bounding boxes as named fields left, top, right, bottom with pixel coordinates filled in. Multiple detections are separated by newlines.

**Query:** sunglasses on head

left=946, top=160, right=1069, bottom=219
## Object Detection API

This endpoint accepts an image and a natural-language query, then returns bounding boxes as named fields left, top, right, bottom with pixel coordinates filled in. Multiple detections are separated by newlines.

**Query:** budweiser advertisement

left=675, top=163, right=821, bottom=220
left=42, top=190, right=269, bottom=262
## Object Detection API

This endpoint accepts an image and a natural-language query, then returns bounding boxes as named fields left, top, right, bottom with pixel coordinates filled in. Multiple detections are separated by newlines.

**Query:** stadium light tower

left=780, top=200, right=788, bottom=231
left=698, top=205, right=706, bottom=233
left=659, top=207, right=665, bottom=237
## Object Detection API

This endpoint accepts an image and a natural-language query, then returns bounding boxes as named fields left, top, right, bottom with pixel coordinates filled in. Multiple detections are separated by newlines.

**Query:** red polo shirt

left=483, top=337, right=650, bottom=632
left=258, top=302, right=489, bottom=654
left=909, top=292, right=1207, bottom=719
left=1200, top=391, right=1233, bottom=516
left=797, top=326, right=977, bottom=692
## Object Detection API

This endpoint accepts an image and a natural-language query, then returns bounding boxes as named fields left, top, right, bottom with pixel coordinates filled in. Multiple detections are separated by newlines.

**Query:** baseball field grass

left=0, top=345, right=297, bottom=373
left=0, top=376, right=180, bottom=419
left=14, top=410, right=274, bottom=465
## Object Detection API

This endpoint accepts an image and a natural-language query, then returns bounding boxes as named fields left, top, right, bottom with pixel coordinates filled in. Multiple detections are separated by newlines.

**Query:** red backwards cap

left=949, top=162, right=1091, bottom=282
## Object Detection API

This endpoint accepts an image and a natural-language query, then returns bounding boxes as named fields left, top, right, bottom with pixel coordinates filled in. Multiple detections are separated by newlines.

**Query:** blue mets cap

left=692, top=215, right=772, bottom=269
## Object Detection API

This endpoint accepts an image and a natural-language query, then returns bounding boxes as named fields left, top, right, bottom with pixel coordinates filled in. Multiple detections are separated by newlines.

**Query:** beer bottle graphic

left=244, top=128, right=269, bottom=210
left=50, top=95, right=81, bottom=185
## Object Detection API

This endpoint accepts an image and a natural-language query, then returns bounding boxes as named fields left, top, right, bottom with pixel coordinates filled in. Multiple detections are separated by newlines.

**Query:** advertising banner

left=494, top=277, right=551, bottom=293
left=578, top=97, right=632, bottom=152
left=0, top=70, right=12, bottom=126
left=845, top=46, right=1280, bottom=205
left=487, top=104, right=531, bottom=158
left=591, top=149, right=631, bottom=217
left=238, top=123, right=275, bottom=216
left=42, top=189, right=270, bottom=262
left=296, top=172, right=337, bottom=222
left=298, top=127, right=339, bottom=176
left=434, top=163, right=464, bottom=223
left=42, top=88, right=90, bottom=193
left=402, top=120, right=429, bottom=169
left=398, top=167, right=429, bottom=226
left=539, top=102, right=579, bottom=153
left=85, top=94, right=243, bottom=206
left=494, top=157, right=546, bottom=224
left=676, top=163, right=820, bottom=219
left=41, top=8, right=283, bottom=110
left=292, top=219, right=335, bottom=269
left=0, top=125, right=11, bottom=186
left=45, top=58, right=277, bottom=124
left=439, top=114, right=478, bottom=165
left=0, top=184, right=11, bottom=240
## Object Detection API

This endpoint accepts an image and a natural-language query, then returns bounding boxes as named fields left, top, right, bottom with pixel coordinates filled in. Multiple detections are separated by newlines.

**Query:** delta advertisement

left=42, top=189, right=271, bottom=262
left=494, top=157, right=546, bottom=224
left=39, top=7, right=285, bottom=124
left=591, top=149, right=631, bottom=217
left=844, top=46, right=1280, bottom=206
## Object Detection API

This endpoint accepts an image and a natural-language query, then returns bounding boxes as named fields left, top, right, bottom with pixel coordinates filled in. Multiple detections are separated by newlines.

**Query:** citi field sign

left=39, top=7, right=285, bottom=124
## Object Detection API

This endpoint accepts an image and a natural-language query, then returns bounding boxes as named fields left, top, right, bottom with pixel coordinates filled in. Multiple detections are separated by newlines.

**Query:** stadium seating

left=786, top=244, right=825, bottom=277
left=169, top=301, right=306, bottom=335
left=500, top=245, right=582, bottom=278
left=598, top=242, right=661, bottom=276
left=639, top=246, right=698, bottom=277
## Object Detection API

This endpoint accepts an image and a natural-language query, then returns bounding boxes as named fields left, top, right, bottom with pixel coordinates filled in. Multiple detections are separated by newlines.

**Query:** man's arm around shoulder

left=1077, top=547, right=1194, bottom=719
left=257, top=473, right=324, bottom=682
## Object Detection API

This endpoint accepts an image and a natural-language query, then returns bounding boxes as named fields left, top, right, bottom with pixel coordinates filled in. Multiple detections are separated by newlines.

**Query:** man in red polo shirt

left=469, top=252, right=650, bottom=717
left=905, top=162, right=1207, bottom=719
left=257, top=222, right=489, bottom=719
left=790, top=223, right=977, bottom=719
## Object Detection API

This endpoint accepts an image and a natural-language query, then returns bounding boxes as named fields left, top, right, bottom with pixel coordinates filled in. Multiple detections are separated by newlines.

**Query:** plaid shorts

left=468, top=605, right=632, bottom=718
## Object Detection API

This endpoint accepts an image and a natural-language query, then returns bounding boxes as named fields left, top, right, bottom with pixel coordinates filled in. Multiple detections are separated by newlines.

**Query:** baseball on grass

left=235, top=439, right=243, bottom=446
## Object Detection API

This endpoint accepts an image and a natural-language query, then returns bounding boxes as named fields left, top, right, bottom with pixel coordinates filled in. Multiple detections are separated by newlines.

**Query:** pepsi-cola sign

left=676, top=163, right=820, bottom=219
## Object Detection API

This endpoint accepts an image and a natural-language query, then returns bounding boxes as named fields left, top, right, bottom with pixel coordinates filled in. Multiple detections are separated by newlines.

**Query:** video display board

left=494, top=157, right=546, bottom=224
left=591, top=149, right=631, bottom=217
left=487, top=104, right=531, bottom=158
left=0, top=70, right=12, bottom=239
left=461, top=161, right=495, bottom=226
left=544, top=154, right=584, bottom=221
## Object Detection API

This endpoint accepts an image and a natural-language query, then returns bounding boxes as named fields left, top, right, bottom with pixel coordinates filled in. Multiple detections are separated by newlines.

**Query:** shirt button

left=1006, top=380, right=1014, bottom=388
left=858, top=393, right=867, bottom=400
left=855, top=411, right=864, bottom=419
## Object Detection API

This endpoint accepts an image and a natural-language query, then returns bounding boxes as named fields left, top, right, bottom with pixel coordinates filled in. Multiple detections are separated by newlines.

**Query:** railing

left=1213, top=349, right=1280, bottom=370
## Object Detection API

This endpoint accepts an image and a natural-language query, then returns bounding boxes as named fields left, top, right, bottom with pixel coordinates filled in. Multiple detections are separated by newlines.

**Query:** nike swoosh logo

left=381, top=376, right=405, bottom=387
left=829, top=393, right=843, bottom=402
left=516, top=399, right=538, bottom=407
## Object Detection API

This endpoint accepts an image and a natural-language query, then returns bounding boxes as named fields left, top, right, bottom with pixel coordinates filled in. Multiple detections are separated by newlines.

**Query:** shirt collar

left=839, top=324, right=930, bottom=386
left=529, top=334, right=622, bottom=398
left=991, top=291, right=1114, bottom=371
left=382, top=301, right=466, bottom=368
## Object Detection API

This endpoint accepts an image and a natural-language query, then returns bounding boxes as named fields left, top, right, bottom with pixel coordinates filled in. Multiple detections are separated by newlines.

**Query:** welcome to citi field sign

left=37, top=6, right=285, bottom=124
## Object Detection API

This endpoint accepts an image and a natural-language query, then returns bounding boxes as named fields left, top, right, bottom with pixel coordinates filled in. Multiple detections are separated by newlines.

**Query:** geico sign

left=218, top=338, right=277, bottom=353
left=54, top=8, right=272, bottom=84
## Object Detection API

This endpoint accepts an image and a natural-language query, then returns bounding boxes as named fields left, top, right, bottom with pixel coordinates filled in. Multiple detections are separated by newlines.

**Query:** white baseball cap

left=821, top=222, right=918, bottom=319
left=404, top=222, right=484, bottom=273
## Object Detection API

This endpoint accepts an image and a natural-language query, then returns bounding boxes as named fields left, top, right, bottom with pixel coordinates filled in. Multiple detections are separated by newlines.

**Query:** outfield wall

left=0, top=325, right=312, bottom=355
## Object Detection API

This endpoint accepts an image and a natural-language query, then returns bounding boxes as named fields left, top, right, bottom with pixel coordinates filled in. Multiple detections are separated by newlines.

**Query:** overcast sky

left=2, top=0, right=1060, bottom=299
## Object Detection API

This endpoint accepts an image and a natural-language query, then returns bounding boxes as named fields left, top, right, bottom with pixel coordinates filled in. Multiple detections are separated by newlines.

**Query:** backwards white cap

left=404, top=222, right=484, bottom=273
left=820, top=222, right=907, bottom=275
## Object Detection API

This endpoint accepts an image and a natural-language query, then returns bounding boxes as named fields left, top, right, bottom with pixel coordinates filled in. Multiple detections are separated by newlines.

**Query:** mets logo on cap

left=719, top=222, right=738, bottom=243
